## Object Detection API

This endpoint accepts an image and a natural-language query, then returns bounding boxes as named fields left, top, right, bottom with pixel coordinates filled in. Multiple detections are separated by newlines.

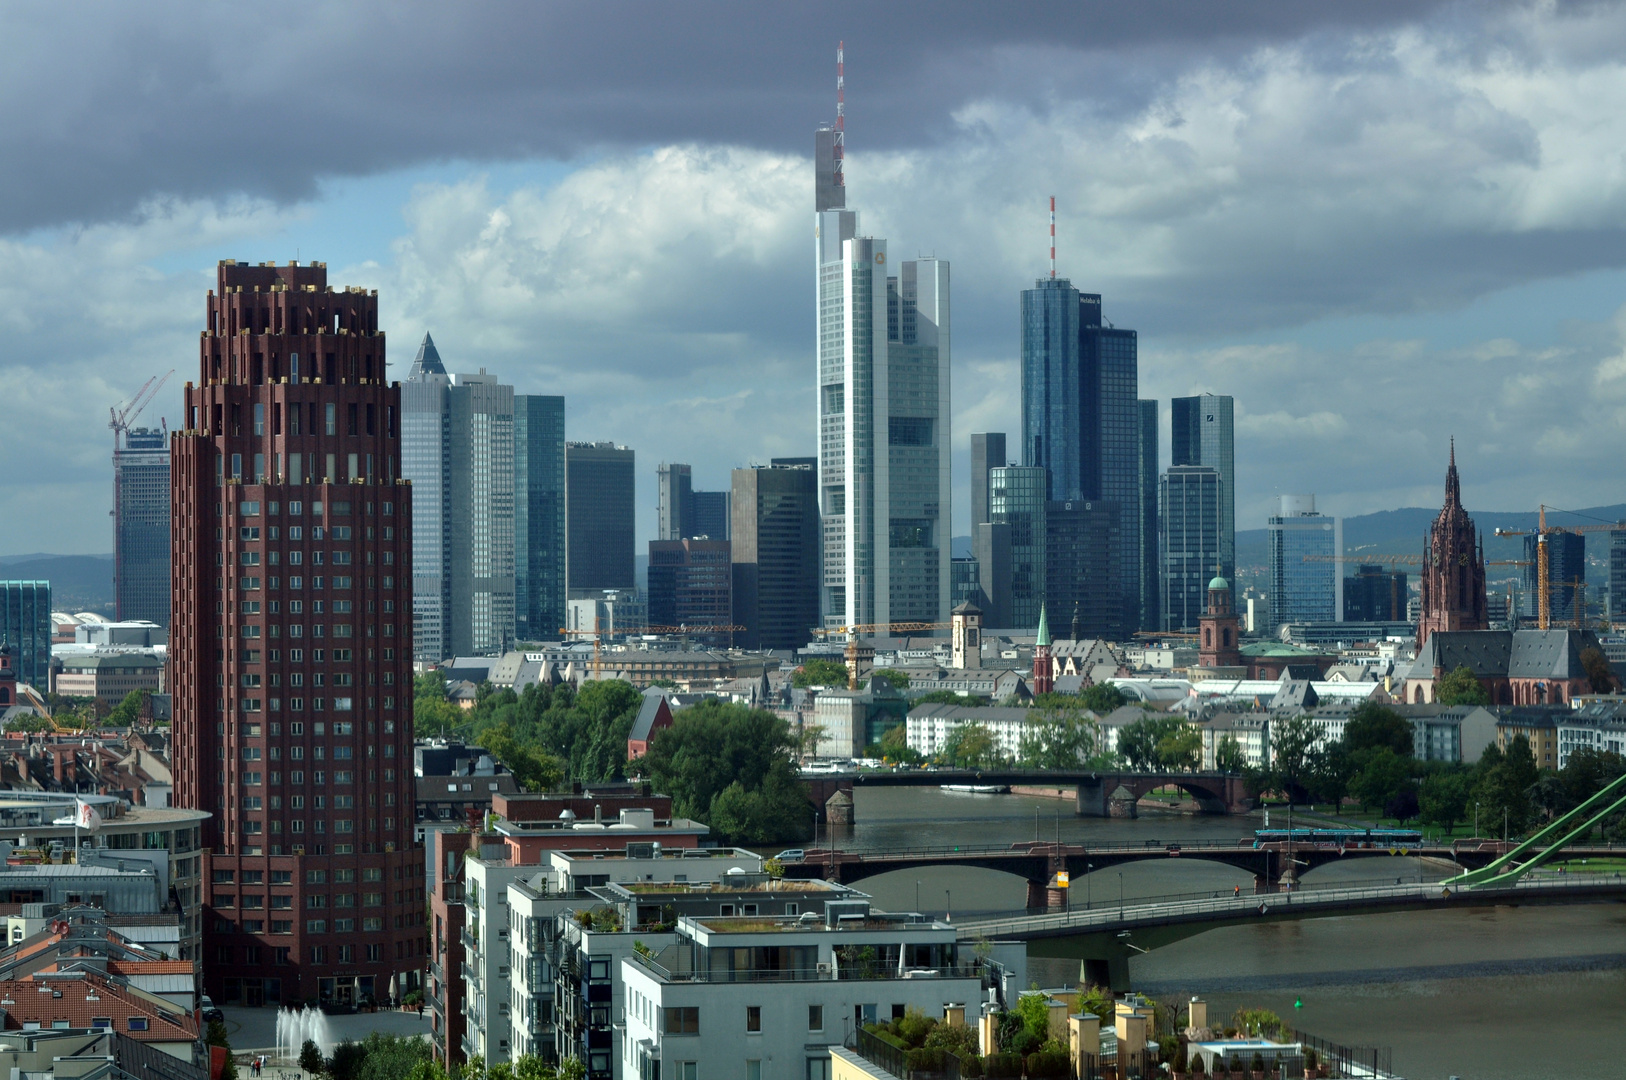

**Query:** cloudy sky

left=8, top=0, right=1626, bottom=555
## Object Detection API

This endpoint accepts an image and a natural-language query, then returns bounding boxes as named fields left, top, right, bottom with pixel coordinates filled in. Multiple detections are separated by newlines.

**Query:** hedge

left=983, top=1052, right=1024, bottom=1078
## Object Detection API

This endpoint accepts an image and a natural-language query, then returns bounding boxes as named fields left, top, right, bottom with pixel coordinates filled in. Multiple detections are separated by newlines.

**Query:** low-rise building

left=52, top=652, right=165, bottom=706
left=1199, top=714, right=1270, bottom=770
left=1487, top=706, right=1564, bottom=769
left=622, top=898, right=993, bottom=1080
left=814, top=681, right=909, bottom=759
left=1555, top=701, right=1626, bottom=769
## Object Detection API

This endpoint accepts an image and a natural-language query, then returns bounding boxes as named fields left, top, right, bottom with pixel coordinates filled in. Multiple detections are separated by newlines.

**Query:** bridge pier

left=1080, top=956, right=1130, bottom=992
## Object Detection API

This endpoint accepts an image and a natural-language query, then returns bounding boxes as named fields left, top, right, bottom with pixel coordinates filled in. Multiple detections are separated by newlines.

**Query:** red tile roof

left=0, top=974, right=197, bottom=1042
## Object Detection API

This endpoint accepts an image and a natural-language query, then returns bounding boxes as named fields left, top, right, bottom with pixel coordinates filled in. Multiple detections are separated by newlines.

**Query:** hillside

left=0, top=554, right=114, bottom=614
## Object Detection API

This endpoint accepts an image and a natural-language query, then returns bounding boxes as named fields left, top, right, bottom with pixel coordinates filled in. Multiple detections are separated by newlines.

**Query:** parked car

left=775, top=849, right=806, bottom=862
left=200, top=996, right=224, bottom=1023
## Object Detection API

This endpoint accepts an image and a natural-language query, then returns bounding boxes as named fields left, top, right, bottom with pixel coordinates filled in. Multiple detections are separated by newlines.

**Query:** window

left=747, top=1062, right=762, bottom=1080
left=746, top=1006, right=761, bottom=1033
left=92, top=1017, right=112, bottom=1030
left=676, top=1064, right=698, bottom=1080
left=665, top=1007, right=699, bottom=1035
left=127, top=1018, right=149, bottom=1032
left=808, top=1005, right=824, bottom=1032
left=806, top=1059, right=830, bottom=1080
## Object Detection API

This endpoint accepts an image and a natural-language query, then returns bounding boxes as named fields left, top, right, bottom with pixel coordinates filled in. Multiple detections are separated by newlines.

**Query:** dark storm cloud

left=0, top=0, right=1475, bottom=234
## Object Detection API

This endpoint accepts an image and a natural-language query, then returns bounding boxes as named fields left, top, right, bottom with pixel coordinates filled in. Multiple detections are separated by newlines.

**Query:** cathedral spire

left=1445, top=436, right=1461, bottom=507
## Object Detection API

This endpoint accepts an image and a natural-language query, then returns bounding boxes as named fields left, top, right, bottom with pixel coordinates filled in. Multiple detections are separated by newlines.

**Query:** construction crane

left=1302, top=554, right=1530, bottom=567
left=1492, top=507, right=1623, bottom=629
left=108, top=370, right=174, bottom=455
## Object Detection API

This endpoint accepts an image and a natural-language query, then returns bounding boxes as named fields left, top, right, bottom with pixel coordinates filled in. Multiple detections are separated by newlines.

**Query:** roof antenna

left=1049, top=196, right=1056, bottom=279
left=834, top=42, right=845, bottom=191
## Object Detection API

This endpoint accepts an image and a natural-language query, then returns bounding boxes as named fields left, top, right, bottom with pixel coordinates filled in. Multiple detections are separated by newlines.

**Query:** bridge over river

left=800, top=769, right=1253, bottom=822
left=780, top=838, right=1621, bottom=908
left=951, top=874, right=1626, bottom=990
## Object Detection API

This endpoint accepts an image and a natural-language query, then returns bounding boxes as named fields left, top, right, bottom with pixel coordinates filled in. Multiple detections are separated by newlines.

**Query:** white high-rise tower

left=815, top=45, right=950, bottom=632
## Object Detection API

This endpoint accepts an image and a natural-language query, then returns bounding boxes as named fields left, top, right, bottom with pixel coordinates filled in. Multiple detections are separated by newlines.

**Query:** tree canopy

left=792, top=658, right=849, bottom=688
left=1116, top=713, right=1194, bottom=771
left=1343, top=701, right=1414, bottom=757
left=636, top=700, right=812, bottom=845
left=940, top=722, right=1005, bottom=769
left=1434, top=665, right=1490, bottom=707
left=1018, top=700, right=1109, bottom=770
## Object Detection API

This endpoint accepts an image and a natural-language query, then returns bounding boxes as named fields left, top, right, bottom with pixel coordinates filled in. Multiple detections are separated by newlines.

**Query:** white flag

left=75, top=799, right=101, bottom=832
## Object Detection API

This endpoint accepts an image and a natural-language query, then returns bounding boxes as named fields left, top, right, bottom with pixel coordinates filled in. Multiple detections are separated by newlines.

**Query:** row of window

left=234, top=768, right=383, bottom=785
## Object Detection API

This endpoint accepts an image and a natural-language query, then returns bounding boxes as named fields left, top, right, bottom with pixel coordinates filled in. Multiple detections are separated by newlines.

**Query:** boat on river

left=939, top=783, right=1009, bottom=795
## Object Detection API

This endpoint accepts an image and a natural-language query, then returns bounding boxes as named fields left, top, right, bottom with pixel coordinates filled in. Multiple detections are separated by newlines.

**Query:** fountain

left=274, top=1005, right=335, bottom=1061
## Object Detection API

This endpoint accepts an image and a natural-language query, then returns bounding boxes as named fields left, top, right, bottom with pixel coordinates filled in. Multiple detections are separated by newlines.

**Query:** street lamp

left=945, top=889, right=952, bottom=923
left=1085, top=863, right=1095, bottom=910
left=915, top=880, right=920, bottom=913
left=1117, top=872, right=1124, bottom=920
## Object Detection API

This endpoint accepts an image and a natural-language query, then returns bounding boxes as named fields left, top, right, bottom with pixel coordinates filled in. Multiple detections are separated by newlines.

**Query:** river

left=827, top=786, right=1626, bottom=1080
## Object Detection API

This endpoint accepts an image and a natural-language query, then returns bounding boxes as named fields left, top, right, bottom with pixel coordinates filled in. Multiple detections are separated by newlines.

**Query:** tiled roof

left=1507, top=630, right=1600, bottom=680
left=1413, top=630, right=1512, bottom=678
left=0, top=973, right=196, bottom=1042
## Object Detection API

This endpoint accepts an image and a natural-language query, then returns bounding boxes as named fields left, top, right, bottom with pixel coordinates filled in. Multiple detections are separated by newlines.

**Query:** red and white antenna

left=1049, top=196, right=1056, bottom=278
left=834, top=42, right=845, bottom=189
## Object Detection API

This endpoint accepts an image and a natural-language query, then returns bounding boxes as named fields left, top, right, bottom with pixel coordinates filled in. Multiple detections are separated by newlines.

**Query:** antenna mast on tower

left=1049, top=196, right=1056, bottom=278
left=834, top=42, right=845, bottom=191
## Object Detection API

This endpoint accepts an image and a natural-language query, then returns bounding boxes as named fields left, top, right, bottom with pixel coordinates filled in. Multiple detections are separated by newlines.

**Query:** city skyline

left=12, top=7, right=1626, bottom=556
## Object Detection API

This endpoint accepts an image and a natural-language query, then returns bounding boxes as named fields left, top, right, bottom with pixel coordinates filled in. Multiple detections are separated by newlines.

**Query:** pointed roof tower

left=1444, top=436, right=1461, bottom=507
left=408, top=332, right=446, bottom=379
left=1035, top=604, right=1051, bottom=648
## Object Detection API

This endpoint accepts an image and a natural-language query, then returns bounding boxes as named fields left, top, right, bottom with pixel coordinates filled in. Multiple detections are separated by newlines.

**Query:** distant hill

left=0, top=554, right=114, bottom=614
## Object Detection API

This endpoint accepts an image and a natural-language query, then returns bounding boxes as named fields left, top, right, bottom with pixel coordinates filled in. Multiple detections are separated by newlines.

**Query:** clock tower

left=1417, top=440, right=1487, bottom=646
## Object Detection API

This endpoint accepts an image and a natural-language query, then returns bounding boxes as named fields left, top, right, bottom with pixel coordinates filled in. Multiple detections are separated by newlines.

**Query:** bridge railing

left=791, top=837, right=1254, bottom=862
left=954, top=873, right=1626, bottom=938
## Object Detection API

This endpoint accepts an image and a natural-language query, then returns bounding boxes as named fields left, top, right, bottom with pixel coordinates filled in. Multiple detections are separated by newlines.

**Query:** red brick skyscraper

left=173, top=260, right=422, bottom=1007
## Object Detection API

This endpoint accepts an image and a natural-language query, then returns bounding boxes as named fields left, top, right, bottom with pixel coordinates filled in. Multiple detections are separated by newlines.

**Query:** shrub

left=1251, top=1052, right=1266, bottom=1073
left=994, top=1011, right=1025, bottom=1052
left=959, top=1055, right=984, bottom=1079
left=982, top=1052, right=1024, bottom=1078
left=905, top=1048, right=945, bottom=1073
left=1189, top=1053, right=1205, bottom=1075
left=866, top=1026, right=909, bottom=1053
left=1303, top=1049, right=1318, bottom=1069
left=897, top=1008, right=936, bottom=1048
left=1024, top=1051, right=1071, bottom=1079
left=1007, top=1030, right=1040, bottom=1057
left=924, top=1022, right=980, bottom=1059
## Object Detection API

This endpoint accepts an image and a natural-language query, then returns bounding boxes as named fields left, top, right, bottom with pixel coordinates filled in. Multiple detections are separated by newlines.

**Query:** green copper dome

left=1208, top=575, right=1230, bottom=591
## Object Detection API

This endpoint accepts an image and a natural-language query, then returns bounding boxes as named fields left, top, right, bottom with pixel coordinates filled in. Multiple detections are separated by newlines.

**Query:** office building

left=171, top=259, right=420, bottom=1008
left=730, top=463, right=820, bottom=650
left=970, top=432, right=1006, bottom=533
left=691, top=489, right=730, bottom=541
left=1138, top=400, right=1159, bottom=635
left=1161, top=466, right=1222, bottom=632
left=656, top=463, right=692, bottom=542
left=1525, top=530, right=1587, bottom=624
left=515, top=395, right=566, bottom=642
left=1612, top=530, right=1626, bottom=621
left=1267, top=495, right=1343, bottom=630
left=113, top=425, right=171, bottom=626
left=566, top=443, right=636, bottom=593
left=1046, top=499, right=1123, bottom=639
left=815, top=123, right=951, bottom=631
left=1346, top=565, right=1409, bottom=622
left=403, top=337, right=518, bottom=659
left=647, top=539, right=732, bottom=641
left=950, top=557, right=980, bottom=609
left=973, top=521, right=1012, bottom=629
left=989, top=465, right=1047, bottom=631
left=1020, top=280, right=1141, bottom=631
left=0, top=581, right=51, bottom=689
left=1171, top=394, right=1235, bottom=599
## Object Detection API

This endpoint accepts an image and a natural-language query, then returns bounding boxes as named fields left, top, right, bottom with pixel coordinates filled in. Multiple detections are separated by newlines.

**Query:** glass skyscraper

left=1161, top=465, right=1222, bottom=632
left=1020, top=280, right=1141, bottom=632
left=1171, top=394, right=1235, bottom=598
left=114, top=425, right=171, bottom=625
left=989, top=465, right=1047, bottom=631
left=565, top=442, right=637, bottom=594
left=1137, top=400, right=1159, bottom=635
left=1267, top=494, right=1342, bottom=630
left=0, top=581, right=51, bottom=689
left=515, top=394, right=565, bottom=642
left=815, top=133, right=950, bottom=630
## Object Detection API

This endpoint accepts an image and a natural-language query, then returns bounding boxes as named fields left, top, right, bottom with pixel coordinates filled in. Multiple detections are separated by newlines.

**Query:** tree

left=870, top=668, right=912, bottom=690
left=1214, top=735, right=1247, bottom=774
left=1078, top=682, right=1128, bottom=714
left=300, top=1040, right=325, bottom=1076
left=106, top=689, right=150, bottom=728
left=1580, top=646, right=1617, bottom=694
left=1116, top=713, right=1187, bottom=771
left=1343, top=702, right=1414, bottom=756
left=1472, top=734, right=1539, bottom=838
left=1306, top=743, right=1356, bottom=813
left=940, top=722, right=1004, bottom=768
left=793, top=658, right=849, bottom=688
left=1560, top=746, right=1626, bottom=805
left=205, top=1020, right=238, bottom=1080
left=414, top=670, right=463, bottom=739
left=1418, top=768, right=1472, bottom=831
left=1270, top=714, right=1321, bottom=803
left=1153, top=725, right=1202, bottom=772
left=1434, top=665, right=1490, bottom=707
left=1019, top=703, right=1104, bottom=770
left=480, top=722, right=564, bottom=793
left=1350, top=748, right=1413, bottom=814
left=913, top=690, right=987, bottom=707
left=640, top=700, right=812, bottom=845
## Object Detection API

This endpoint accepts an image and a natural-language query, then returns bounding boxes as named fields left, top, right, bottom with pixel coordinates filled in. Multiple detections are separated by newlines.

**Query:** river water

left=829, top=786, right=1626, bottom=1080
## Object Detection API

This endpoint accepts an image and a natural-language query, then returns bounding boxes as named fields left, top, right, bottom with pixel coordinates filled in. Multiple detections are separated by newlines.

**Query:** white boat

left=938, top=783, right=1009, bottom=795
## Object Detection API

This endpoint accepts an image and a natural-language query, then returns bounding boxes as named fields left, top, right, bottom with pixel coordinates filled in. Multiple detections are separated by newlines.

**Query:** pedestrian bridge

left=951, top=874, right=1626, bottom=990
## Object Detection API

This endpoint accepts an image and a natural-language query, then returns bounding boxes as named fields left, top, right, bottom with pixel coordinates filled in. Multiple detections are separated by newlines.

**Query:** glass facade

left=1525, top=531, right=1586, bottom=622
left=1020, top=279, right=1141, bottom=631
left=515, top=395, right=566, bottom=642
left=114, top=427, right=171, bottom=625
left=1160, top=466, right=1221, bottom=632
left=1046, top=499, right=1122, bottom=639
left=1611, top=531, right=1626, bottom=621
left=0, top=581, right=51, bottom=688
left=1137, top=400, right=1159, bottom=635
left=565, top=443, right=637, bottom=593
left=1171, top=394, right=1235, bottom=600
left=990, top=466, right=1047, bottom=631
left=730, top=464, right=820, bottom=650
left=1267, top=495, right=1342, bottom=630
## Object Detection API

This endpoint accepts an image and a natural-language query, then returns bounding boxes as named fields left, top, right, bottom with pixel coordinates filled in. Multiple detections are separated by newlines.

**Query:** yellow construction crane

left=1492, top=507, right=1623, bottom=629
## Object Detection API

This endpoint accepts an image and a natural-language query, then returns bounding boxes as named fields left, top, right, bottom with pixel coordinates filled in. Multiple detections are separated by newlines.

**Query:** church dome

left=1208, top=575, right=1230, bottom=591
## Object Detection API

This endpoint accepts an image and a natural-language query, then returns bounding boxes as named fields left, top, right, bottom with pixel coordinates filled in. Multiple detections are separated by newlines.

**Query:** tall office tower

left=1267, top=494, right=1343, bottom=630
left=1417, top=444, right=1486, bottom=646
left=973, top=522, right=1012, bottom=629
left=1045, top=500, right=1121, bottom=638
left=1611, top=530, right=1626, bottom=622
left=565, top=442, right=636, bottom=593
left=1137, top=401, right=1159, bottom=634
left=1525, top=531, right=1587, bottom=624
left=731, top=463, right=819, bottom=650
left=1020, top=281, right=1141, bottom=632
left=814, top=102, right=950, bottom=631
left=1346, top=565, right=1409, bottom=622
left=647, top=538, right=732, bottom=643
left=171, top=260, right=419, bottom=1008
left=0, top=581, right=51, bottom=688
left=1171, top=394, right=1235, bottom=597
left=402, top=335, right=449, bottom=661
left=114, top=425, right=172, bottom=625
left=970, top=432, right=1007, bottom=532
left=690, top=490, right=731, bottom=541
left=656, top=463, right=692, bottom=541
left=402, top=340, right=516, bottom=659
left=989, top=465, right=1047, bottom=631
left=515, top=395, right=566, bottom=642
left=1160, top=465, right=1222, bottom=632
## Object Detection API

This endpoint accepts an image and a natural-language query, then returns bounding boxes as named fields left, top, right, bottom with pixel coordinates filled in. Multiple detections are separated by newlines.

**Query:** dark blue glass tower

left=1020, top=279, right=1141, bottom=633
